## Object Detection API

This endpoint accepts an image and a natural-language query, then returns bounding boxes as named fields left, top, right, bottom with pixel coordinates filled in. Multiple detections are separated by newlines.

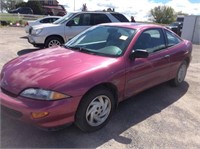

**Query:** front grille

left=1, top=87, right=17, bottom=98
left=1, top=105, right=23, bottom=118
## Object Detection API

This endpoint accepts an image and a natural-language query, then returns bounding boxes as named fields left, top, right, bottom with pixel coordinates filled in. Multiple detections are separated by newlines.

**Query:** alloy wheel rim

left=48, top=40, right=61, bottom=47
left=86, top=95, right=111, bottom=126
left=178, top=64, right=187, bottom=83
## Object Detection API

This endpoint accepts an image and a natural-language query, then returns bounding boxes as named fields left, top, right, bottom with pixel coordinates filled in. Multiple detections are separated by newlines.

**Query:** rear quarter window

left=111, top=13, right=129, bottom=22
left=91, top=14, right=111, bottom=25
left=165, top=30, right=182, bottom=46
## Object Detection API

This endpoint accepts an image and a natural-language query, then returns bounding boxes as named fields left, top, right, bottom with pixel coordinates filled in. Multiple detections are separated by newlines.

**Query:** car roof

left=42, top=16, right=61, bottom=18
left=72, top=11, right=124, bottom=15
left=18, top=7, right=32, bottom=9
left=99, top=22, right=166, bottom=30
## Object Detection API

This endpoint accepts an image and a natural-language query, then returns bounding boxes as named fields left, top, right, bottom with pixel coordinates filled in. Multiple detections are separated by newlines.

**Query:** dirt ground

left=0, top=27, right=200, bottom=148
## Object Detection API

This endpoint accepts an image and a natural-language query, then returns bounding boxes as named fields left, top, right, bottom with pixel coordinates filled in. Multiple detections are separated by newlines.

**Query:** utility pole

left=74, top=0, right=75, bottom=11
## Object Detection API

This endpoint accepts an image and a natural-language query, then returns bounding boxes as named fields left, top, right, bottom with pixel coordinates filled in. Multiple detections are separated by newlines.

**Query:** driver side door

left=125, top=28, right=171, bottom=98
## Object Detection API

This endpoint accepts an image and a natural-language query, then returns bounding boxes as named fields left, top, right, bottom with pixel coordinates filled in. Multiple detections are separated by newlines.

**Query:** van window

left=91, top=14, right=111, bottom=25
left=111, top=13, right=129, bottom=22
left=69, top=14, right=91, bottom=26
left=53, top=13, right=75, bottom=24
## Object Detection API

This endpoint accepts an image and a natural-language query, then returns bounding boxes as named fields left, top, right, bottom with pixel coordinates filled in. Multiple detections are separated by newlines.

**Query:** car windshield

left=53, top=13, right=76, bottom=24
left=64, top=25, right=136, bottom=57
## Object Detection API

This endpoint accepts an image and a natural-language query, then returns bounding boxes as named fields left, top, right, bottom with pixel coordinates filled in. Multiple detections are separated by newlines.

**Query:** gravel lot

left=0, top=27, right=200, bottom=148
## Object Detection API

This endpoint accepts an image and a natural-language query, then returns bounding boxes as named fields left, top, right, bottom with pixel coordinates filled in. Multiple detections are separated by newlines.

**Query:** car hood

left=1, top=47, right=116, bottom=95
left=33, top=23, right=59, bottom=29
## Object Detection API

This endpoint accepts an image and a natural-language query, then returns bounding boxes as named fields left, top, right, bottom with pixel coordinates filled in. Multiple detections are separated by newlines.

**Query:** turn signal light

left=31, top=112, right=49, bottom=119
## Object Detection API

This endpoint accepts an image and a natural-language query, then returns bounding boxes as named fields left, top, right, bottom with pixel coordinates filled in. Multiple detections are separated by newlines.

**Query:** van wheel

left=33, top=44, right=45, bottom=49
left=170, top=61, right=188, bottom=86
left=75, top=88, right=115, bottom=132
left=45, top=36, right=63, bottom=48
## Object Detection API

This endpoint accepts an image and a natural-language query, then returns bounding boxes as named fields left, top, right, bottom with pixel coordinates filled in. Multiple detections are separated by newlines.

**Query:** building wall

left=40, top=0, right=59, bottom=6
left=181, top=15, right=200, bottom=44
left=193, top=17, right=200, bottom=44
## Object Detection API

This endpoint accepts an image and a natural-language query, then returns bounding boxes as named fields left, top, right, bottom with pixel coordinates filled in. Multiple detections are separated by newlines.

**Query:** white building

left=181, top=15, right=200, bottom=45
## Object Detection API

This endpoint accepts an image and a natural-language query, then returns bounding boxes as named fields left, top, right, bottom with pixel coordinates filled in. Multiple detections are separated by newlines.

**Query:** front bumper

left=28, top=35, right=45, bottom=45
left=0, top=88, right=81, bottom=128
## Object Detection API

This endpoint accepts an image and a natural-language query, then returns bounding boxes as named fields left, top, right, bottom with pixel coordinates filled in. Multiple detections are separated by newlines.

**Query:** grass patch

left=0, top=13, right=25, bottom=25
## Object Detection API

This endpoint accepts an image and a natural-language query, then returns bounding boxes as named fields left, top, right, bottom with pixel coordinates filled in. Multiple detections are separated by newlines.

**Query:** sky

left=57, top=0, right=200, bottom=21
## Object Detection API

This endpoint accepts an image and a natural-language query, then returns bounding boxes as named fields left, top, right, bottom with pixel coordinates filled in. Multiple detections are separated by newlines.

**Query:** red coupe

left=0, top=23, right=192, bottom=132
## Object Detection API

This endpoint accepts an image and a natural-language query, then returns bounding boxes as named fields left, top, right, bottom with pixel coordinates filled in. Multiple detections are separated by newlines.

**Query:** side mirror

left=66, top=20, right=75, bottom=26
left=129, top=49, right=149, bottom=60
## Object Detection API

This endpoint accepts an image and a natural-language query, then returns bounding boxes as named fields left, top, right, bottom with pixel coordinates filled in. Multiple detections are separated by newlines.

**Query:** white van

left=27, top=11, right=129, bottom=48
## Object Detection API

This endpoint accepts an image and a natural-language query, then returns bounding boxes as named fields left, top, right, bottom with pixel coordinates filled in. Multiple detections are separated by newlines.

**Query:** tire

left=45, top=36, right=63, bottom=48
left=75, top=87, right=115, bottom=132
left=170, top=61, right=188, bottom=86
left=33, top=44, right=45, bottom=49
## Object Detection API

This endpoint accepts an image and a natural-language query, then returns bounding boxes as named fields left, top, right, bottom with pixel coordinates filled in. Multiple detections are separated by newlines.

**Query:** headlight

left=20, top=88, right=70, bottom=100
left=32, top=28, right=43, bottom=35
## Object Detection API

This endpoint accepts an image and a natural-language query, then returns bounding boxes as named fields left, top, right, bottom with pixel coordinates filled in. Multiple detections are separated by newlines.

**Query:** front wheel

left=170, top=61, right=188, bottom=86
left=75, top=88, right=115, bottom=132
left=45, top=36, right=63, bottom=48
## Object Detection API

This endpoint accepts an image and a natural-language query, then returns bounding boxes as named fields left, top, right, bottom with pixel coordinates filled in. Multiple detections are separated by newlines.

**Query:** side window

left=133, top=29, right=166, bottom=53
left=19, top=8, right=23, bottom=13
left=48, top=18, right=58, bottom=23
left=91, top=14, right=111, bottom=25
left=69, top=14, right=91, bottom=26
left=81, top=14, right=91, bottom=25
left=66, top=14, right=81, bottom=26
left=40, top=18, right=49, bottom=23
left=111, top=13, right=129, bottom=22
left=23, top=8, right=30, bottom=14
left=49, top=18, right=55, bottom=23
left=165, top=30, right=181, bottom=47
left=72, top=14, right=81, bottom=25
left=52, top=18, right=59, bottom=22
left=25, top=9, right=29, bottom=13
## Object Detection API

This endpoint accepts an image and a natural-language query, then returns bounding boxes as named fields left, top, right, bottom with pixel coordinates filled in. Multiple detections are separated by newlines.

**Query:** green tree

left=1, top=0, right=23, bottom=12
left=176, top=11, right=188, bottom=16
left=15, top=2, right=26, bottom=8
left=150, top=6, right=175, bottom=24
left=26, top=0, right=43, bottom=15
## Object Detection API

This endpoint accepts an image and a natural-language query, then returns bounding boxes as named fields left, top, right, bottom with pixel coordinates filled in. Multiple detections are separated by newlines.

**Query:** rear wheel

left=45, top=36, right=63, bottom=48
left=75, top=88, right=115, bottom=132
left=170, top=61, right=188, bottom=86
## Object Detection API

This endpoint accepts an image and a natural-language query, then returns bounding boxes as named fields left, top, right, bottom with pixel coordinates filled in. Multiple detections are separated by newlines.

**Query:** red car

left=0, top=23, right=192, bottom=132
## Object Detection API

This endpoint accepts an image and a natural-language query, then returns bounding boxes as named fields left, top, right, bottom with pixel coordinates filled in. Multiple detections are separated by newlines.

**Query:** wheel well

left=81, top=83, right=119, bottom=108
left=45, top=35, right=64, bottom=44
left=184, top=57, right=190, bottom=67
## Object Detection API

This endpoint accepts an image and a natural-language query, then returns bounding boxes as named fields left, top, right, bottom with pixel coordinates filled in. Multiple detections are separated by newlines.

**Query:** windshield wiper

left=64, top=45, right=96, bottom=54
left=64, top=45, right=87, bottom=51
